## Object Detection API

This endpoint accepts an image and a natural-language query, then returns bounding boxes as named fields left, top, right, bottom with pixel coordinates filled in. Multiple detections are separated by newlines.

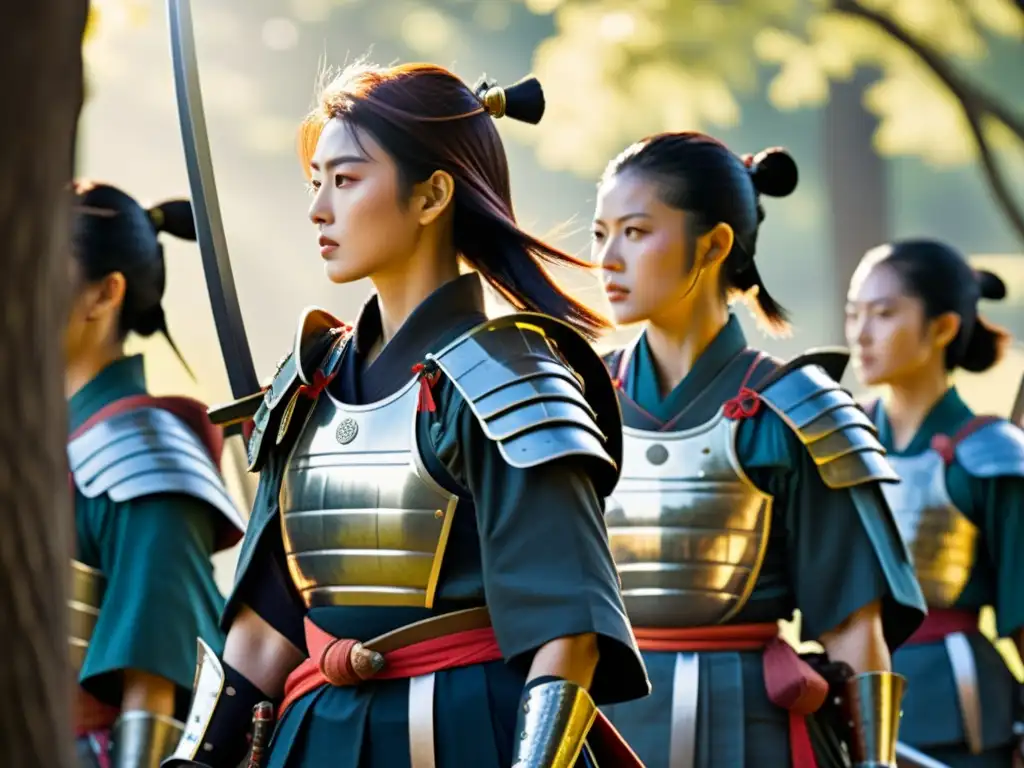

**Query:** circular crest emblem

left=645, top=443, right=669, bottom=466
left=336, top=417, right=359, bottom=445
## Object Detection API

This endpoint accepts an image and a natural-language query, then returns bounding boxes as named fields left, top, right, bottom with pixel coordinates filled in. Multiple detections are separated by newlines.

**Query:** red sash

left=905, top=608, right=979, bottom=646
left=635, top=623, right=828, bottom=768
left=282, top=617, right=643, bottom=766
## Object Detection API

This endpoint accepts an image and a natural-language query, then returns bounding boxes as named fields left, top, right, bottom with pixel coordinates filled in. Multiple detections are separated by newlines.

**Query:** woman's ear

left=413, top=170, right=455, bottom=227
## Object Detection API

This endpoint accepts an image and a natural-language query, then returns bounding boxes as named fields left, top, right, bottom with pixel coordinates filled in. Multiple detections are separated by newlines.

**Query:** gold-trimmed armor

left=167, top=639, right=226, bottom=763
left=110, top=710, right=186, bottom=768
left=243, top=309, right=621, bottom=610
left=606, top=354, right=897, bottom=629
left=882, top=418, right=1024, bottom=608
left=843, top=671, right=906, bottom=767
left=280, top=373, right=460, bottom=609
left=512, top=680, right=598, bottom=768
left=605, top=410, right=772, bottom=628
left=69, top=559, right=106, bottom=670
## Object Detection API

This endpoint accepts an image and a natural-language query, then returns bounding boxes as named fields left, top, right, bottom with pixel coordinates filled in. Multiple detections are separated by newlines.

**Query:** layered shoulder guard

left=428, top=313, right=623, bottom=496
left=239, top=307, right=350, bottom=472
left=755, top=350, right=899, bottom=489
left=955, top=418, right=1024, bottom=479
left=68, top=406, right=246, bottom=536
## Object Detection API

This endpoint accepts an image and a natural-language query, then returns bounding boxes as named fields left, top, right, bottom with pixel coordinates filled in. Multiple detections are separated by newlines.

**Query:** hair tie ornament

left=148, top=205, right=165, bottom=231
left=475, top=78, right=507, bottom=119
left=473, top=74, right=546, bottom=125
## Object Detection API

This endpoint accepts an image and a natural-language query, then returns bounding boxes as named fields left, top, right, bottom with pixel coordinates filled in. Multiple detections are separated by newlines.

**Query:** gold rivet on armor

left=336, top=417, right=359, bottom=445
left=701, top=446, right=711, bottom=455
left=226, top=686, right=236, bottom=696
left=434, top=509, right=443, bottom=519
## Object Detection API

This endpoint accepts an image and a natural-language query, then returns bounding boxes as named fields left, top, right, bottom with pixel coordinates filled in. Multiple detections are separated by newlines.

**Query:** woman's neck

left=368, top=247, right=460, bottom=363
left=644, top=295, right=730, bottom=397
left=882, top=364, right=951, bottom=451
left=65, top=345, right=124, bottom=400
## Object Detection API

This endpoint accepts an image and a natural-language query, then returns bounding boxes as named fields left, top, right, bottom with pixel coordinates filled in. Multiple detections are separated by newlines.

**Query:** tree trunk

left=0, top=2, right=88, bottom=765
left=823, top=69, right=889, bottom=344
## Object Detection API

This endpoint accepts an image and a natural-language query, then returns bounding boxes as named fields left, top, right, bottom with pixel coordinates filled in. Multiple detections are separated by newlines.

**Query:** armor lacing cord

left=412, top=362, right=441, bottom=413
left=931, top=415, right=1002, bottom=465
left=724, top=353, right=767, bottom=421
left=297, top=368, right=336, bottom=400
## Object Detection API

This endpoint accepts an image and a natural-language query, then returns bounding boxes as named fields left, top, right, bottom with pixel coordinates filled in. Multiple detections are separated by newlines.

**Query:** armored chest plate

left=605, top=410, right=772, bottom=628
left=883, top=451, right=977, bottom=608
left=69, top=559, right=106, bottom=671
left=279, top=376, right=458, bottom=609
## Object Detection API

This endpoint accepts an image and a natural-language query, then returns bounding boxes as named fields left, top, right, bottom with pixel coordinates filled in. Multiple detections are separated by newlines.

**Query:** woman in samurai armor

left=163, top=62, right=649, bottom=768
left=590, top=132, right=928, bottom=768
left=66, top=181, right=245, bottom=767
left=845, top=238, right=1024, bottom=766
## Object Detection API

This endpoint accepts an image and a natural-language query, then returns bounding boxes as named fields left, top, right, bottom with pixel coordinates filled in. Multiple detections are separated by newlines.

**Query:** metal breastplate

left=69, top=559, right=105, bottom=670
left=279, top=376, right=459, bottom=609
left=882, top=451, right=978, bottom=608
left=605, top=410, right=772, bottom=628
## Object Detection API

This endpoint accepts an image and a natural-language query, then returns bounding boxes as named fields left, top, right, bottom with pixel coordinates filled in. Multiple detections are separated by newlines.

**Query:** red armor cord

left=412, top=362, right=441, bottom=413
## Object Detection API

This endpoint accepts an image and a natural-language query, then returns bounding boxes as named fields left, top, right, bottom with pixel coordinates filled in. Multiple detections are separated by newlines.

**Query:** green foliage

left=506, top=0, right=1024, bottom=176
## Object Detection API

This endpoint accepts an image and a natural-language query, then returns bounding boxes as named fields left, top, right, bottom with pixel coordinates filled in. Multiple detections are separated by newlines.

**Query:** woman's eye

left=624, top=227, right=645, bottom=240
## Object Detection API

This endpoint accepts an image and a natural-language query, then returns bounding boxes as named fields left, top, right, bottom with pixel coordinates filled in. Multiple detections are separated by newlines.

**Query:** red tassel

left=412, top=362, right=440, bottom=413
left=298, top=368, right=335, bottom=400
left=723, top=386, right=761, bottom=420
left=931, top=433, right=955, bottom=465
left=611, top=377, right=622, bottom=390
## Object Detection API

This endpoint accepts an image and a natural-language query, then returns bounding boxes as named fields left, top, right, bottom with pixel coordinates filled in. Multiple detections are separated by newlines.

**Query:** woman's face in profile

left=306, top=119, right=425, bottom=285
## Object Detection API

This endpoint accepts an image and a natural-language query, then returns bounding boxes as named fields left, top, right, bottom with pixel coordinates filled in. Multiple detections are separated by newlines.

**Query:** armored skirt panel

left=605, top=410, right=772, bottom=628
left=69, top=560, right=107, bottom=671
left=883, top=450, right=978, bottom=608
left=279, top=374, right=458, bottom=610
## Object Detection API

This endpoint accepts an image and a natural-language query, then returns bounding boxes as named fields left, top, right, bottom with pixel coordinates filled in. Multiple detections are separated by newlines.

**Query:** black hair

left=299, top=63, right=611, bottom=340
left=601, top=132, right=799, bottom=334
left=71, top=180, right=196, bottom=369
left=861, top=239, right=1010, bottom=372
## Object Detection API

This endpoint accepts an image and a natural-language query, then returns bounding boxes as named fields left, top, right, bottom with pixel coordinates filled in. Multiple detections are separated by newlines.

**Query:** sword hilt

left=244, top=701, right=275, bottom=768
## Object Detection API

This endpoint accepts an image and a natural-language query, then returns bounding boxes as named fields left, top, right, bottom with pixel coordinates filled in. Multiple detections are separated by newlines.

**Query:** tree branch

left=834, top=0, right=1024, bottom=245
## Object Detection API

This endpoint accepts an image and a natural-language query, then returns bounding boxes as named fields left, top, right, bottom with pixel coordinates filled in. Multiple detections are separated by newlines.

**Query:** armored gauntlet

left=511, top=677, right=599, bottom=768
left=842, top=671, right=906, bottom=768
left=160, top=640, right=268, bottom=768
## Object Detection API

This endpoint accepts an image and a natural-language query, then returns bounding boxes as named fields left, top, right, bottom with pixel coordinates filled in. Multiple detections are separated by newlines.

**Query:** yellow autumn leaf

left=966, top=0, right=1024, bottom=39
left=865, top=63, right=976, bottom=165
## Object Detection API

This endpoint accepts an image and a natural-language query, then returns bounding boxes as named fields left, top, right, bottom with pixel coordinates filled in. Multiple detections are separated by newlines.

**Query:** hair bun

left=474, top=75, right=545, bottom=125
left=148, top=199, right=197, bottom=242
left=975, top=268, right=1007, bottom=301
left=747, top=147, right=798, bottom=198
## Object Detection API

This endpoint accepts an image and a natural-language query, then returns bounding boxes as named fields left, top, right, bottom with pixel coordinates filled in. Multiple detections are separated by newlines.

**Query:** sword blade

left=896, top=741, right=952, bottom=768
left=168, top=0, right=259, bottom=400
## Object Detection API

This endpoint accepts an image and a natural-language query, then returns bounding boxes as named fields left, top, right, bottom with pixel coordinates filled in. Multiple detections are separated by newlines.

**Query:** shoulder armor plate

left=756, top=353, right=899, bottom=489
left=68, top=407, right=245, bottom=532
left=245, top=306, right=349, bottom=471
left=428, top=313, right=623, bottom=495
left=955, top=419, right=1024, bottom=479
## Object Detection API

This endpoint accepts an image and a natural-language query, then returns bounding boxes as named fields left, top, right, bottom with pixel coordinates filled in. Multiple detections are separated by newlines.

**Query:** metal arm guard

left=429, top=313, right=623, bottom=497
left=511, top=678, right=599, bottom=768
left=161, top=640, right=266, bottom=768
left=111, top=711, right=185, bottom=768
left=756, top=353, right=899, bottom=489
left=68, top=406, right=244, bottom=535
left=842, top=671, right=906, bottom=767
